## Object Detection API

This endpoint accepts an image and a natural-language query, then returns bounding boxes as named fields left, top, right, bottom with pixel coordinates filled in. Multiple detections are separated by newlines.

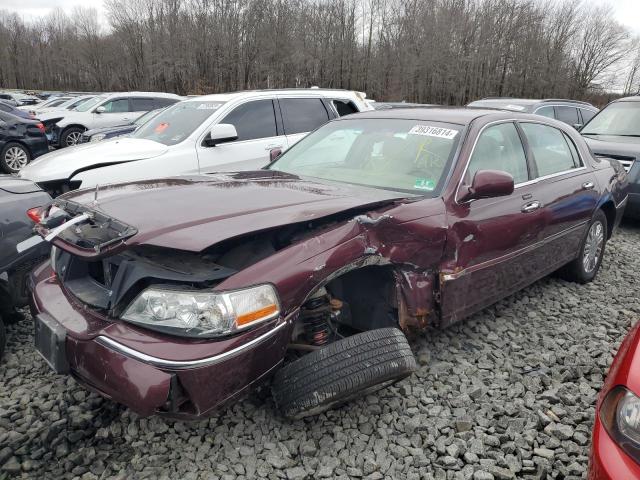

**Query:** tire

left=0, top=142, right=30, bottom=173
left=60, top=127, right=84, bottom=148
left=8, top=256, right=47, bottom=308
left=559, top=209, right=607, bottom=283
left=0, top=318, right=5, bottom=362
left=272, top=328, right=417, bottom=419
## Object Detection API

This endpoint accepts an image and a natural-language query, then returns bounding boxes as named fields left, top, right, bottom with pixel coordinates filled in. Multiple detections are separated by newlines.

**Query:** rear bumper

left=589, top=416, right=640, bottom=479
left=30, top=263, right=291, bottom=418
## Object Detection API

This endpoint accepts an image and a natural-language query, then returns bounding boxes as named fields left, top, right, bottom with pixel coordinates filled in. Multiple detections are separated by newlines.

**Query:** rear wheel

left=0, top=142, right=30, bottom=173
left=60, top=127, right=84, bottom=147
left=272, top=328, right=417, bottom=419
left=559, top=209, right=607, bottom=283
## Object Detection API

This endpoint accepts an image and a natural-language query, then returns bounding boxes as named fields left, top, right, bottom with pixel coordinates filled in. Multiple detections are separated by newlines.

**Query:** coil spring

left=301, top=294, right=332, bottom=346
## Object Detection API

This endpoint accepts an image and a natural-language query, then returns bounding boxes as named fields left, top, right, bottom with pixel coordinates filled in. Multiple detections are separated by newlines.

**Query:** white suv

left=37, top=92, right=183, bottom=148
left=19, top=89, right=372, bottom=196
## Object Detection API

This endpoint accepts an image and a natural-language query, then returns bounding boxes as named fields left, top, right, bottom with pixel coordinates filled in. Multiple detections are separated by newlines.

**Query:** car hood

left=84, top=124, right=134, bottom=137
left=61, top=171, right=417, bottom=252
left=583, top=135, right=640, bottom=157
left=18, top=138, right=170, bottom=183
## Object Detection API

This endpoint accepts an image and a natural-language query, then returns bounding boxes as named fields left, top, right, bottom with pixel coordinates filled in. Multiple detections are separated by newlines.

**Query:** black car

left=0, top=111, right=49, bottom=174
left=80, top=108, right=162, bottom=143
left=467, top=98, right=599, bottom=129
left=0, top=176, right=51, bottom=360
left=581, top=96, right=640, bottom=218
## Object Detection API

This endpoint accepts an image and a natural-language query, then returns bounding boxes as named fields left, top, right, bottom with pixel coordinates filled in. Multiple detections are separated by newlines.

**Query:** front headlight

left=121, top=284, right=280, bottom=338
left=601, top=386, right=640, bottom=463
left=90, top=134, right=105, bottom=142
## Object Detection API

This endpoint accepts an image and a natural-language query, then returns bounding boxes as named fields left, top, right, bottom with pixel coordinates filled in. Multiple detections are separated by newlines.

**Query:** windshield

left=131, top=101, right=226, bottom=146
left=75, top=96, right=106, bottom=112
left=69, top=97, right=95, bottom=110
left=134, top=108, right=161, bottom=126
left=582, top=102, right=640, bottom=136
left=269, top=118, right=462, bottom=194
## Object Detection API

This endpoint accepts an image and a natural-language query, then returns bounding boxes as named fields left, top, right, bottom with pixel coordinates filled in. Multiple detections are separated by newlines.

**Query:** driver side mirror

left=95, top=106, right=106, bottom=114
left=458, top=169, right=514, bottom=203
left=204, top=123, right=239, bottom=147
left=573, top=123, right=583, bottom=131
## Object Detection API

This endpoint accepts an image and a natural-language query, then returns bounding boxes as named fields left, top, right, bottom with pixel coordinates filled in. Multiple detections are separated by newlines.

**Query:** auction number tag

left=408, top=125, right=458, bottom=139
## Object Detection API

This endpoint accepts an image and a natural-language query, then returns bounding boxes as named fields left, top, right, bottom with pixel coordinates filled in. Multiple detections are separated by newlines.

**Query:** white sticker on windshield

left=197, top=103, right=224, bottom=110
left=505, top=104, right=526, bottom=111
left=408, top=125, right=458, bottom=139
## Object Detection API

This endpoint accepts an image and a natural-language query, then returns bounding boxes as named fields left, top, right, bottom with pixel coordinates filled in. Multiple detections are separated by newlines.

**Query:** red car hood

left=61, top=171, right=414, bottom=252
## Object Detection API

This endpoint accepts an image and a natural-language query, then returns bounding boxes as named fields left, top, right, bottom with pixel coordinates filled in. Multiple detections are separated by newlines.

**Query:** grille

left=595, top=154, right=635, bottom=173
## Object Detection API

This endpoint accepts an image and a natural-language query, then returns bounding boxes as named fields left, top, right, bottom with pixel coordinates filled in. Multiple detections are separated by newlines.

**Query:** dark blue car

left=80, top=108, right=162, bottom=143
left=0, top=100, right=35, bottom=120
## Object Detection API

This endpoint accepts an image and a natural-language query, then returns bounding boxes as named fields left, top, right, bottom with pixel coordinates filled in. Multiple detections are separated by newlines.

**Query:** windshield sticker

left=505, top=104, right=526, bottom=111
left=414, top=178, right=436, bottom=191
left=408, top=125, right=458, bottom=139
left=154, top=123, right=169, bottom=133
left=197, top=103, right=224, bottom=110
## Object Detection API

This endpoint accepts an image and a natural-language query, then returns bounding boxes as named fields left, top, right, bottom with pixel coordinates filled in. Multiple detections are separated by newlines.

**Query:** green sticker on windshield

left=414, top=178, right=435, bottom=191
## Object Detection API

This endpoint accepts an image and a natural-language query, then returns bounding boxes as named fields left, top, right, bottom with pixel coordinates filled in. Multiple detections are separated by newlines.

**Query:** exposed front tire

left=559, top=209, right=607, bottom=284
left=272, top=328, right=417, bottom=419
left=60, top=127, right=84, bottom=148
left=0, top=142, right=30, bottom=173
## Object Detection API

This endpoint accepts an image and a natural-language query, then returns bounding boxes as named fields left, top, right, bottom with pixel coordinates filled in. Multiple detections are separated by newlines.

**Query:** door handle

left=521, top=201, right=541, bottom=213
left=582, top=181, right=595, bottom=190
left=265, top=144, right=283, bottom=150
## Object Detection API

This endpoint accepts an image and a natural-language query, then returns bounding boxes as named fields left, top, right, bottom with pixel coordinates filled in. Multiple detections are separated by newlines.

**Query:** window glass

left=131, top=98, right=156, bottom=111
left=75, top=96, right=105, bottom=112
left=333, top=100, right=359, bottom=117
left=101, top=98, right=130, bottom=113
left=580, top=108, right=597, bottom=124
left=563, top=133, right=582, bottom=167
left=555, top=106, right=580, bottom=125
left=221, top=100, right=277, bottom=141
left=0, top=103, right=10, bottom=112
left=466, top=123, right=528, bottom=184
left=155, top=98, right=179, bottom=108
left=280, top=98, right=330, bottom=135
left=132, top=100, right=226, bottom=146
left=520, top=123, right=576, bottom=176
left=582, top=102, right=640, bottom=136
left=535, top=106, right=555, bottom=119
left=270, top=118, right=461, bottom=195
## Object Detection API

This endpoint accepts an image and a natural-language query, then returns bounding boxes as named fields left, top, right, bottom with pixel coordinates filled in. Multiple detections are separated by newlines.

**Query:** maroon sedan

left=28, top=108, right=628, bottom=419
left=589, top=321, right=640, bottom=479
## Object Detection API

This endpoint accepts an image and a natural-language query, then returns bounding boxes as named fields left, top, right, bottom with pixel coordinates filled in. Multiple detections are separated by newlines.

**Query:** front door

left=196, top=99, right=287, bottom=173
left=91, top=98, right=132, bottom=129
left=440, top=121, right=545, bottom=326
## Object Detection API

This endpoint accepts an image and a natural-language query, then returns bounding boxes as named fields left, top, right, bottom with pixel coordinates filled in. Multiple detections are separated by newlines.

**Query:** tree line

left=0, top=0, right=636, bottom=104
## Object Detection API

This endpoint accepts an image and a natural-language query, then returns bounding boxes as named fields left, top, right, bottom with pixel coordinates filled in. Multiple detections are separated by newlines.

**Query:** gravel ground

left=2, top=222, right=640, bottom=480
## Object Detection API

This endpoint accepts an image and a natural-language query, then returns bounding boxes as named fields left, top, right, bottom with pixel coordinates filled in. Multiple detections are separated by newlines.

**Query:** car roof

left=186, top=88, right=367, bottom=103
left=614, top=96, right=640, bottom=103
left=103, top=91, right=183, bottom=99
left=469, top=97, right=595, bottom=108
left=342, top=107, right=521, bottom=125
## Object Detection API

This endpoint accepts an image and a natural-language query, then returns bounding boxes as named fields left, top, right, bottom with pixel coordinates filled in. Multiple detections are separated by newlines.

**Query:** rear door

left=277, top=97, right=331, bottom=148
left=518, top=122, right=598, bottom=265
left=440, top=121, right=546, bottom=326
left=196, top=98, right=284, bottom=172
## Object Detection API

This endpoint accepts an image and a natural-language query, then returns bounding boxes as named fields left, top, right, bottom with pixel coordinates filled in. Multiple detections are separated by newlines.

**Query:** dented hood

left=61, top=171, right=414, bottom=252
left=19, top=138, right=169, bottom=183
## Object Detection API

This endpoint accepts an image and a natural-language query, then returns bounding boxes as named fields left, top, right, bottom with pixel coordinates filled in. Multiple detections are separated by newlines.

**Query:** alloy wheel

left=65, top=131, right=82, bottom=146
left=583, top=220, right=604, bottom=274
left=4, top=146, right=28, bottom=171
